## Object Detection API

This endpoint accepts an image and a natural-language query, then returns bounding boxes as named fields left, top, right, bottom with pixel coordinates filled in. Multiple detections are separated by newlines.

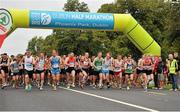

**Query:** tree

left=27, top=36, right=44, bottom=55
left=63, top=0, right=89, bottom=12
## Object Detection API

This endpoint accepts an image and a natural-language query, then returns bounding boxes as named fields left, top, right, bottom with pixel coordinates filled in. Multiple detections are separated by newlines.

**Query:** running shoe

left=71, top=84, right=75, bottom=88
left=28, top=84, right=32, bottom=91
left=1, top=84, right=6, bottom=89
left=144, top=87, right=148, bottom=92
left=127, top=86, right=130, bottom=90
left=40, top=87, right=43, bottom=90
left=25, top=85, right=28, bottom=91
left=53, top=86, right=57, bottom=91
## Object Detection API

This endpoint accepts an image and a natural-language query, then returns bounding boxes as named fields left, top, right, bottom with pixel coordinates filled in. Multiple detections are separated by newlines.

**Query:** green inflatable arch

left=0, top=8, right=161, bottom=56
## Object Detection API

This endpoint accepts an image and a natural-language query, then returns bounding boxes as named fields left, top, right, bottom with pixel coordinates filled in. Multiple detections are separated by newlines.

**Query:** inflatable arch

left=0, top=8, right=161, bottom=56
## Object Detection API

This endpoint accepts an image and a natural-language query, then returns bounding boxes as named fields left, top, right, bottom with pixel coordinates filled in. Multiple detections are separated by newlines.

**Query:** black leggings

left=154, top=73, right=159, bottom=88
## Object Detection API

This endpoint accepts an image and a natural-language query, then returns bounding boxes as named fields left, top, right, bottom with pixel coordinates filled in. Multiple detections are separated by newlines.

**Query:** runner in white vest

left=23, top=50, right=35, bottom=91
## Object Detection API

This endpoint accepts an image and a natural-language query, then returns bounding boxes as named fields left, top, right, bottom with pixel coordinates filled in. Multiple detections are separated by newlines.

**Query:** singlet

left=94, top=57, right=103, bottom=71
left=51, top=56, right=60, bottom=69
left=127, top=63, right=133, bottom=70
left=102, top=57, right=112, bottom=70
left=37, top=58, right=45, bottom=71
left=44, top=59, right=50, bottom=70
left=24, top=56, right=33, bottom=71
left=137, top=58, right=143, bottom=70
left=114, top=59, right=123, bottom=72
left=125, top=61, right=133, bottom=73
left=11, top=61, right=19, bottom=73
left=1, top=58, right=8, bottom=67
left=67, top=57, right=76, bottom=67
left=143, top=57, right=152, bottom=70
left=82, top=58, right=90, bottom=69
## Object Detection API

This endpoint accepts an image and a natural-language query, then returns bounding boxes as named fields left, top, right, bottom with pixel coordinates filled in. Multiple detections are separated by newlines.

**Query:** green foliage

left=27, top=0, right=180, bottom=59
left=63, top=0, right=89, bottom=12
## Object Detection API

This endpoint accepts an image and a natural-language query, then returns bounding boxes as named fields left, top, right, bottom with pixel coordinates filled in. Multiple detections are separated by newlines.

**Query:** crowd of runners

left=0, top=50, right=179, bottom=92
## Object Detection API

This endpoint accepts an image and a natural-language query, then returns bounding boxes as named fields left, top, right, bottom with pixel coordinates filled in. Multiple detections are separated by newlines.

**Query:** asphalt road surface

left=0, top=86, right=180, bottom=111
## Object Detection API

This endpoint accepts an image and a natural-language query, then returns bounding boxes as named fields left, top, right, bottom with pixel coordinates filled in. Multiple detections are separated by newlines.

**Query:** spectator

left=157, top=57, right=164, bottom=89
left=168, top=54, right=178, bottom=91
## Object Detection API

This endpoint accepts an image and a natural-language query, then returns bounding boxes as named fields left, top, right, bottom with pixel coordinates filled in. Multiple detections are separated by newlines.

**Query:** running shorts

left=24, top=70, right=34, bottom=79
left=19, top=69, right=24, bottom=76
left=12, top=72, right=19, bottom=76
left=66, top=67, right=75, bottom=74
left=51, top=68, right=60, bottom=75
left=114, top=71, right=122, bottom=76
left=1, top=66, right=9, bottom=74
left=136, top=69, right=143, bottom=74
left=143, top=70, right=152, bottom=75
left=36, top=70, right=44, bottom=74
left=125, top=69, right=133, bottom=75
left=60, top=68, right=66, bottom=75
left=82, top=68, right=89, bottom=74
left=109, top=70, right=114, bottom=75
left=93, top=70, right=100, bottom=76
left=101, top=69, right=109, bottom=75
left=89, top=68, right=94, bottom=76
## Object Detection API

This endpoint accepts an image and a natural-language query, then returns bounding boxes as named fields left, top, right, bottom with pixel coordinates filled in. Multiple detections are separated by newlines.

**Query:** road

left=0, top=86, right=180, bottom=111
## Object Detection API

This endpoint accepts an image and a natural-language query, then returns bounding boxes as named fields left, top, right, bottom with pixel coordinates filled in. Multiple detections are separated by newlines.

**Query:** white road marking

left=59, top=86, right=159, bottom=112
left=145, top=91, right=166, bottom=96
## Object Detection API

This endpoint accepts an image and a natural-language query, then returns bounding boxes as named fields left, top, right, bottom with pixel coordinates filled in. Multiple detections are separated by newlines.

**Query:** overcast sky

left=0, top=0, right=114, bottom=55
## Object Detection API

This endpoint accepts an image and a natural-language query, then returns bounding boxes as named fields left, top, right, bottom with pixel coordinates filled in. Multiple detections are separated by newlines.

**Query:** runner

left=89, top=56, right=96, bottom=88
left=50, top=50, right=61, bottom=91
left=142, top=55, right=153, bottom=91
left=60, top=55, right=66, bottom=86
left=124, top=55, right=134, bottom=90
left=0, top=53, right=10, bottom=89
left=23, top=51, right=35, bottom=91
left=113, top=55, right=124, bottom=89
left=136, top=55, right=144, bottom=87
left=93, top=52, right=103, bottom=89
left=79, top=52, right=91, bottom=89
left=122, top=56, right=127, bottom=87
left=65, top=52, right=76, bottom=89
left=35, top=53, right=45, bottom=90
left=157, top=57, right=164, bottom=89
left=17, top=54, right=24, bottom=86
left=10, top=56, right=19, bottom=88
left=44, top=56, right=51, bottom=86
left=101, top=52, right=113, bottom=89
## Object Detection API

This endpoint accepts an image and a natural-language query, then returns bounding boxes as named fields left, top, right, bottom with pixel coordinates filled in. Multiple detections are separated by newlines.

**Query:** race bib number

left=96, top=66, right=102, bottom=71
left=26, top=63, right=33, bottom=68
left=69, top=62, right=75, bottom=66
left=127, top=65, right=132, bottom=69
left=52, top=64, right=59, bottom=68
left=114, top=67, right=121, bottom=72
left=14, top=67, right=19, bottom=71
left=84, top=61, right=89, bottom=66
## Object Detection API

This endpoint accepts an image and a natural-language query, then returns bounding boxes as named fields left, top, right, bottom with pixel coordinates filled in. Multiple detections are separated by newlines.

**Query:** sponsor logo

left=0, top=9, right=12, bottom=35
left=41, top=13, right=51, bottom=25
